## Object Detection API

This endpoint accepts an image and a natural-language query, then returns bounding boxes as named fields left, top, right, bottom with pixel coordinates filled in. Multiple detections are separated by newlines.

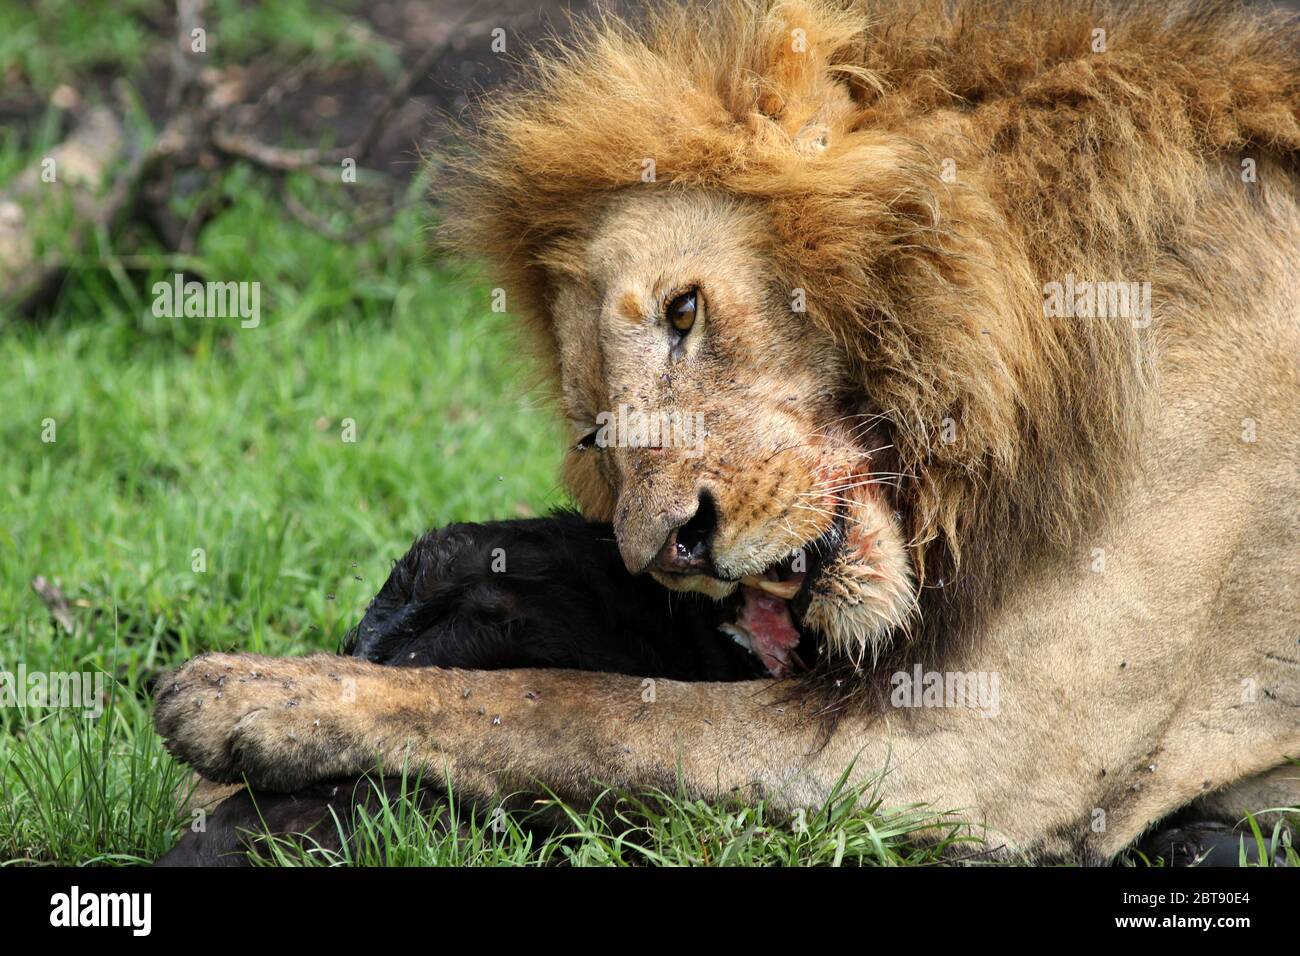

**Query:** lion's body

left=156, top=0, right=1300, bottom=862
left=968, top=166, right=1300, bottom=854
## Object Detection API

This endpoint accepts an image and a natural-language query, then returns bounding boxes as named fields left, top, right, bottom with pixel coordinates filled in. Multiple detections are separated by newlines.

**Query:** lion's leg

left=176, top=773, right=243, bottom=816
left=155, top=644, right=1300, bottom=861
left=153, top=654, right=823, bottom=803
left=151, top=649, right=1278, bottom=861
left=160, top=514, right=765, bottom=864
left=164, top=511, right=770, bottom=865
left=154, top=469, right=1300, bottom=863
left=1125, top=765, right=1298, bottom=866
left=1191, top=764, right=1300, bottom=831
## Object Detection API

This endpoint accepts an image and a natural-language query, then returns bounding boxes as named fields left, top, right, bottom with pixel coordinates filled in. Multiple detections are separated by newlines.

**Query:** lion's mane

left=441, top=0, right=1300, bottom=660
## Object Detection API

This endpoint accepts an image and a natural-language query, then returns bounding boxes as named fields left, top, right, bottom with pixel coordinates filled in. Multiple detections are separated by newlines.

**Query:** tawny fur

left=441, top=0, right=1300, bottom=653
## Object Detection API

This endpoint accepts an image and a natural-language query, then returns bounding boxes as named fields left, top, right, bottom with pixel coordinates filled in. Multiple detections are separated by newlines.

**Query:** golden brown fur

left=155, top=0, right=1300, bottom=861
left=442, top=0, right=1300, bottom=661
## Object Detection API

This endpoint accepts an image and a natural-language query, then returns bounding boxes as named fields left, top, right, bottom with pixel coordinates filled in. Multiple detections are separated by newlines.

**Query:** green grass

left=247, top=768, right=978, bottom=867
left=0, top=154, right=574, bottom=862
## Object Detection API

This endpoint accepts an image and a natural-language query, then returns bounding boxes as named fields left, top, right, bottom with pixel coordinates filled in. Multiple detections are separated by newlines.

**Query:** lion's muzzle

left=614, top=484, right=715, bottom=576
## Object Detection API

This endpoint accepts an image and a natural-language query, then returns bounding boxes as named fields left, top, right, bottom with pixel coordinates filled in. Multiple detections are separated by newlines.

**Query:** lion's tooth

left=740, top=575, right=801, bottom=599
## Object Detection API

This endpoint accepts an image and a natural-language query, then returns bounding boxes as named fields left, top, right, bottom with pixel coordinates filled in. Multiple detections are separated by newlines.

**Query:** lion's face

left=551, top=189, right=916, bottom=670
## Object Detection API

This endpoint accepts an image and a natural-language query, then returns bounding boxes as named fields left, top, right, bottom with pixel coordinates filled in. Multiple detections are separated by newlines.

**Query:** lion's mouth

left=718, top=511, right=847, bottom=677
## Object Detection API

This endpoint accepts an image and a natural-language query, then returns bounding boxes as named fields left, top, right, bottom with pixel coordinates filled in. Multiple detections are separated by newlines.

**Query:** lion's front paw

left=153, top=652, right=371, bottom=791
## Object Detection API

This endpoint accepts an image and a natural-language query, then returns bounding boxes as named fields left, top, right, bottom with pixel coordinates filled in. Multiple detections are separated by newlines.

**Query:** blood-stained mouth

left=718, top=511, right=847, bottom=678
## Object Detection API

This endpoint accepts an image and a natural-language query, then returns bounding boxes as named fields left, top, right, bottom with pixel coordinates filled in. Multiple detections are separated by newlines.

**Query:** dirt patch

left=3, top=1, right=626, bottom=183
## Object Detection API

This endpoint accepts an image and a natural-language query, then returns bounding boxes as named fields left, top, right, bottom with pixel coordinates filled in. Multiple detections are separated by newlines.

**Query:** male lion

left=155, top=0, right=1300, bottom=863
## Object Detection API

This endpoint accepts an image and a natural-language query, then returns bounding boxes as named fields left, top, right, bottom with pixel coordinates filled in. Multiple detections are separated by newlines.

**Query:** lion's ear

left=758, top=2, right=868, bottom=159
left=787, top=82, right=859, bottom=158
left=793, top=121, right=831, bottom=157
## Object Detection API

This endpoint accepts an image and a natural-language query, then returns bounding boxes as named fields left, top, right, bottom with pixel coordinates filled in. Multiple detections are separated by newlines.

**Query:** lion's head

left=439, top=0, right=1293, bottom=679
left=547, top=186, right=917, bottom=674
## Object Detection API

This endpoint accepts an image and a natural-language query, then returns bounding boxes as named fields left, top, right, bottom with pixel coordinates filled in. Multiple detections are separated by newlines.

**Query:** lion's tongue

left=727, top=585, right=801, bottom=678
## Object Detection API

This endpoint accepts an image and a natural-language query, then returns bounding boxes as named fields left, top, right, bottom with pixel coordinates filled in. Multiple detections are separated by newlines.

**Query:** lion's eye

left=666, top=288, right=702, bottom=336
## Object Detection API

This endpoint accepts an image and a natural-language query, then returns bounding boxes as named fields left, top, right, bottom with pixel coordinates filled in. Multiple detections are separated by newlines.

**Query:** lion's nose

left=651, top=490, right=718, bottom=574
left=615, top=489, right=717, bottom=576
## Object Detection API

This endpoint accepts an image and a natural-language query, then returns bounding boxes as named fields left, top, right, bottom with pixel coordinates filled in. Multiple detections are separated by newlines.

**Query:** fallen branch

left=30, top=575, right=76, bottom=635
left=0, top=107, right=130, bottom=311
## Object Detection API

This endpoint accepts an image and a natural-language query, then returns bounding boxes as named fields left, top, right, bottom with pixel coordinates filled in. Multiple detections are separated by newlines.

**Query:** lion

left=154, top=0, right=1300, bottom=863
